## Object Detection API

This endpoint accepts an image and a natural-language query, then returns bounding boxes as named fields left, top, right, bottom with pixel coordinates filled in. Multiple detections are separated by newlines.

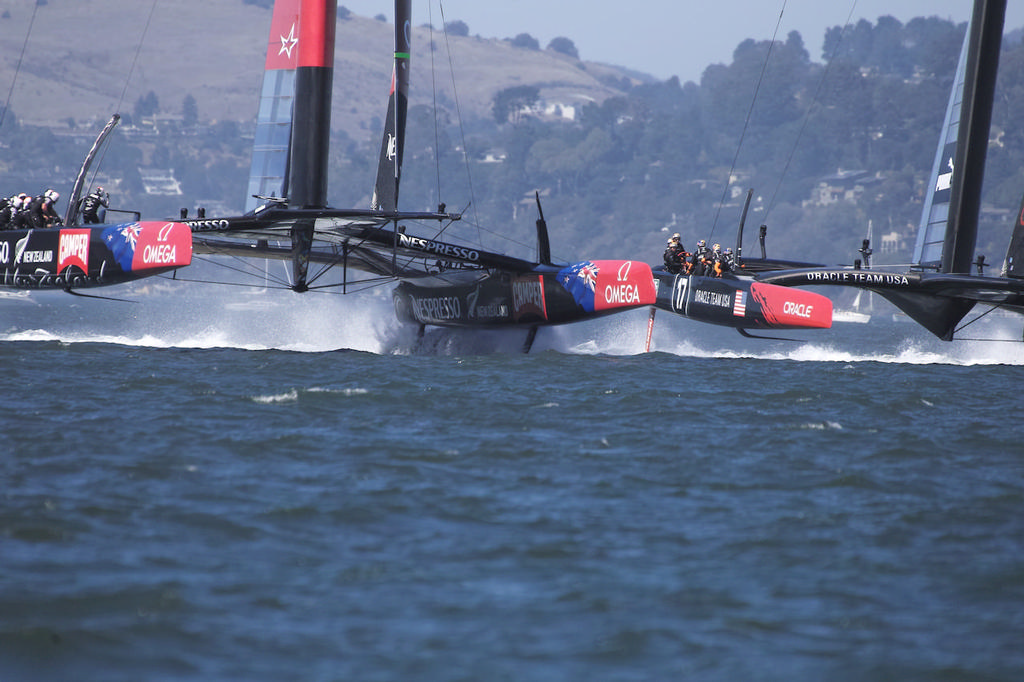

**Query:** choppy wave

left=2, top=320, right=1023, bottom=682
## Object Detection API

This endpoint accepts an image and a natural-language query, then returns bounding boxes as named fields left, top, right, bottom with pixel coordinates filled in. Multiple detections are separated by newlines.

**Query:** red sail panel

left=265, top=0, right=336, bottom=71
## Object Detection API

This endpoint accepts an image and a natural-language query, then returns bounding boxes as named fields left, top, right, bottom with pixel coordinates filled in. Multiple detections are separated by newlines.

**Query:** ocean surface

left=2, top=287, right=1023, bottom=681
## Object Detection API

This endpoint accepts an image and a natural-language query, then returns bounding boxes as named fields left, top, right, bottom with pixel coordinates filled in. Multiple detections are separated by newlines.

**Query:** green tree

left=492, top=85, right=540, bottom=125
left=133, top=91, right=159, bottom=121
left=547, top=37, right=579, bottom=59
left=509, top=33, right=539, bottom=50
left=445, top=20, right=469, bottom=37
left=182, top=94, right=198, bottom=128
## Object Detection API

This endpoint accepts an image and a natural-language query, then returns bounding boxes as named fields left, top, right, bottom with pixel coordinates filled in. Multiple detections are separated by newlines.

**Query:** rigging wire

left=763, top=0, right=860, bottom=221
left=428, top=2, right=444, bottom=213
left=117, top=0, right=159, bottom=115
left=434, top=1, right=483, bottom=246
left=82, top=0, right=162, bottom=192
left=954, top=303, right=1006, bottom=334
left=709, top=1, right=788, bottom=241
left=1, top=1, right=40, bottom=130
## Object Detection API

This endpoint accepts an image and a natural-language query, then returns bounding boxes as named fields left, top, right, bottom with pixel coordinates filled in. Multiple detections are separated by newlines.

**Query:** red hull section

left=750, top=281, right=832, bottom=329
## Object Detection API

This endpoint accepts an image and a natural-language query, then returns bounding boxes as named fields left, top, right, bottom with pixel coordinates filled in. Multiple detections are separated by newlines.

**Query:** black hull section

left=393, top=260, right=656, bottom=328
left=652, top=271, right=832, bottom=330
left=755, top=267, right=1024, bottom=340
left=393, top=274, right=621, bottom=328
left=0, top=222, right=192, bottom=291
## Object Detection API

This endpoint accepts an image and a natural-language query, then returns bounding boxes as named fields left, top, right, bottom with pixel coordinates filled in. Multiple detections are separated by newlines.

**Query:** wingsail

left=246, top=0, right=336, bottom=212
left=911, top=30, right=970, bottom=270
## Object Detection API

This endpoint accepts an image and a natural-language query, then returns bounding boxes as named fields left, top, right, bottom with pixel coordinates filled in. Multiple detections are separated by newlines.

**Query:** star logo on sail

left=279, top=22, right=299, bottom=59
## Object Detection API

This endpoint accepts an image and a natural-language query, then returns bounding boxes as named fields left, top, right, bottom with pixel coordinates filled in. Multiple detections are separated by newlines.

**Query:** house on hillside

left=804, top=169, right=883, bottom=207
left=139, top=168, right=182, bottom=196
left=517, top=95, right=597, bottom=123
left=478, top=149, right=507, bottom=164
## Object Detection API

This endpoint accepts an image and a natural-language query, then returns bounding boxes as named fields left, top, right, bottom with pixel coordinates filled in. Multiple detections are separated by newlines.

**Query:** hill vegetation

left=3, top=2, right=1024, bottom=270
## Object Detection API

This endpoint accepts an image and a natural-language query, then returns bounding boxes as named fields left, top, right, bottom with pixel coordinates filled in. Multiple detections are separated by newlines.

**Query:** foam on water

left=4, top=284, right=1024, bottom=365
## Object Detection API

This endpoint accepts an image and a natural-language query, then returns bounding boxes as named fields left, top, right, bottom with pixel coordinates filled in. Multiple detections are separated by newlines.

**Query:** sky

left=338, top=0, right=1024, bottom=82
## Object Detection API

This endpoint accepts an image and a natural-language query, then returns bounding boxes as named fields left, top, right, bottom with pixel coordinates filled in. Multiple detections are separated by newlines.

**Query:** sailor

left=0, top=196, right=11, bottom=229
left=691, top=239, right=710, bottom=276
left=81, top=186, right=109, bottom=224
left=8, top=193, right=33, bottom=230
left=662, top=233, right=689, bottom=274
left=723, top=247, right=736, bottom=271
left=28, top=189, right=62, bottom=229
left=711, top=243, right=730, bottom=277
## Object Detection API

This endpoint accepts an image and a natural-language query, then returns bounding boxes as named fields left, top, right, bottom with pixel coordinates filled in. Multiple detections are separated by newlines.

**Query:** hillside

left=0, top=0, right=644, bottom=140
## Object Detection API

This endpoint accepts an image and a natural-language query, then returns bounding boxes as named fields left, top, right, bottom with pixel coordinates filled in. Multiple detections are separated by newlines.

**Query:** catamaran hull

left=653, top=271, right=832, bottom=330
left=0, top=222, right=192, bottom=290
left=393, top=260, right=657, bottom=328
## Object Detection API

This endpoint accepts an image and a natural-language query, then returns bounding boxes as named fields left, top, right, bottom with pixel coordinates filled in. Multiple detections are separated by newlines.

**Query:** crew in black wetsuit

left=81, top=186, right=109, bottom=224
left=28, top=189, right=62, bottom=228
left=0, top=197, right=11, bottom=230
left=691, top=239, right=710, bottom=276
left=723, top=247, right=736, bottom=272
left=663, top=233, right=689, bottom=274
left=7, top=193, right=32, bottom=230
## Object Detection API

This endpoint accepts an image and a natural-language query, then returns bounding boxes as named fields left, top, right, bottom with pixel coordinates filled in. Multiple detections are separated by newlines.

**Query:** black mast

left=941, top=0, right=1005, bottom=274
left=288, top=0, right=336, bottom=209
left=371, top=0, right=411, bottom=212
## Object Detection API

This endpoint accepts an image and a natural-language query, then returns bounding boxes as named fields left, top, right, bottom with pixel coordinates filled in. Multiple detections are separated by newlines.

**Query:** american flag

left=733, top=290, right=746, bottom=317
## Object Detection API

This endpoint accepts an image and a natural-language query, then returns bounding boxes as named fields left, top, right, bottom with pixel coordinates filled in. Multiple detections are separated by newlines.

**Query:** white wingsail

left=911, top=26, right=971, bottom=269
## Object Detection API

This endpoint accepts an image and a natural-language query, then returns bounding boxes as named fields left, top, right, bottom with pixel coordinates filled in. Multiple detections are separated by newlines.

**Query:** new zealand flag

left=557, top=260, right=600, bottom=312
left=102, top=223, right=143, bottom=272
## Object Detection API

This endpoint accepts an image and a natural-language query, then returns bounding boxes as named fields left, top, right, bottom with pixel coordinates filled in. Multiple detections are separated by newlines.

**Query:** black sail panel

left=1004, top=192, right=1024, bottom=278
left=941, top=0, right=1005, bottom=274
left=371, top=0, right=411, bottom=212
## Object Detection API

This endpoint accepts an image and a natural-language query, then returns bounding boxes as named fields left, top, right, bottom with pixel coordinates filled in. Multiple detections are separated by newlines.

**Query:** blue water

left=2, top=291, right=1023, bottom=681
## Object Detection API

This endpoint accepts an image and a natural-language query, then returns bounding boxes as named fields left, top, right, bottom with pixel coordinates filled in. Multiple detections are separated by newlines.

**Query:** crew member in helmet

left=691, top=239, right=710, bottom=276
left=0, top=196, right=12, bottom=229
left=723, top=247, right=736, bottom=271
left=29, top=189, right=62, bottom=228
left=711, top=243, right=730, bottom=277
left=8, top=193, right=33, bottom=230
left=662, top=233, right=689, bottom=274
left=81, top=186, right=109, bottom=224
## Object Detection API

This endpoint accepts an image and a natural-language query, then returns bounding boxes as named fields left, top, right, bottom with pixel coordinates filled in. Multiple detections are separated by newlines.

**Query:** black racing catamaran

left=756, top=0, right=1024, bottom=341
left=184, top=0, right=833, bottom=350
left=185, top=0, right=659, bottom=352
